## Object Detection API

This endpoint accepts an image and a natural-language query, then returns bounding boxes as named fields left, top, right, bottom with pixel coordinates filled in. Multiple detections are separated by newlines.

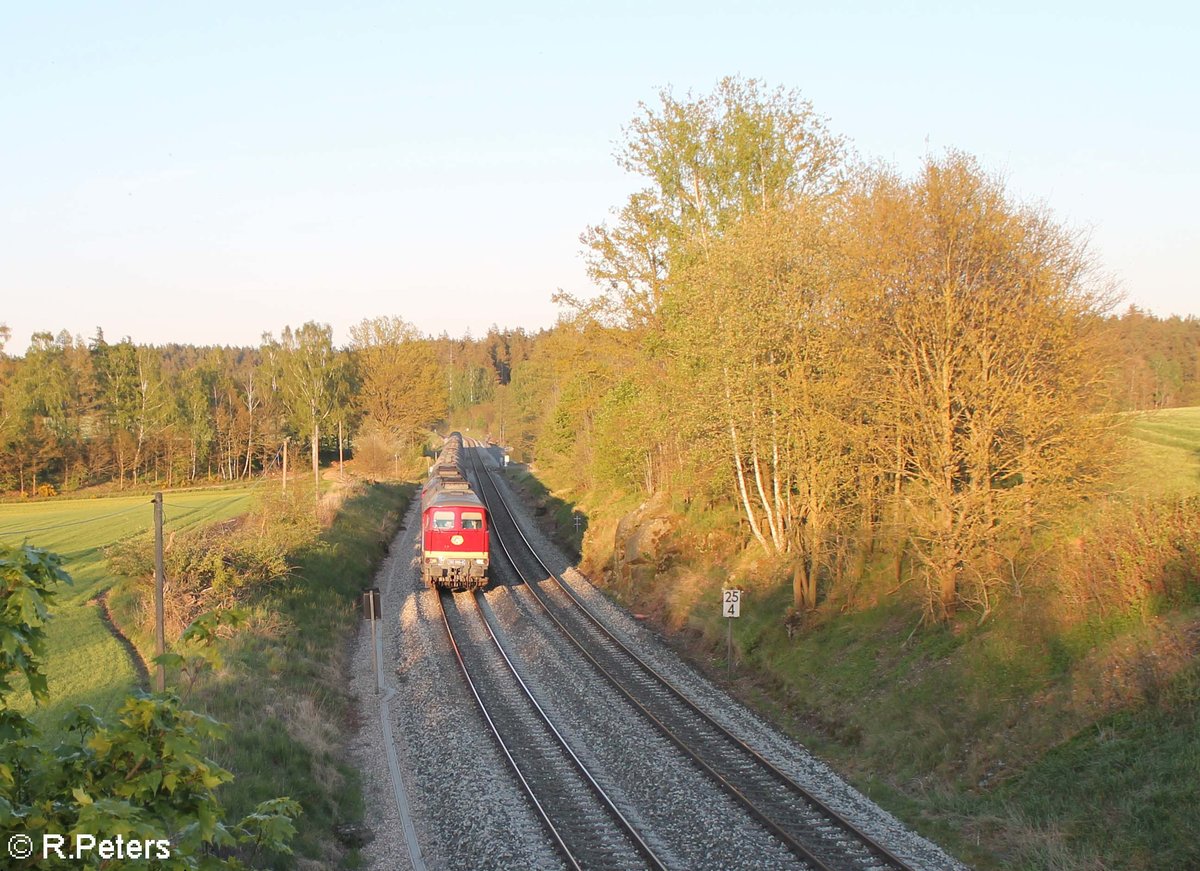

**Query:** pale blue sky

left=2, top=1, right=1196, bottom=354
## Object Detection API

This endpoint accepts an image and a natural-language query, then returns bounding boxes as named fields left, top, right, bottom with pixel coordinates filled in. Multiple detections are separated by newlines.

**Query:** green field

left=0, top=487, right=254, bottom=729
left=1123, top=406, right=1200, bottom=497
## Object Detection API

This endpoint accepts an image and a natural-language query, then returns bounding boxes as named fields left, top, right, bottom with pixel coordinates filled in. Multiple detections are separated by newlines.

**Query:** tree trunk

left=731, top=423, right=770, bottom=552
left=750, top=440, right=783, bottom=551
left=243, top=377, right=255, bottom=479
left=939, top=561, right=958, bottom=618
left=311, top=421, right=320, bottom=507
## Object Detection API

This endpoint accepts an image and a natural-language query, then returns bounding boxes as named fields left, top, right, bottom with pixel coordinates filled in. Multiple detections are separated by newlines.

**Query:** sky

left=2, top=1, right=1196, bottom=355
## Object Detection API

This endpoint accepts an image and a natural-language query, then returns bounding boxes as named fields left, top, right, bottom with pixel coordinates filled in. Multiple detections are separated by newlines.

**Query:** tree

left=667, top=201, right=863, bottom=609
left=263, top=323, right=341, bottom=503
left=8, top=333, right=84, bottom=493
left=580, top=75, right=845, bottom=330
left=581, top=76, right=852, bottom=607
left=92, top=338, right=142, bottom=488
left=349, top=316, right=447, bottom=457
left=850, top=152, right=1114, bottom=619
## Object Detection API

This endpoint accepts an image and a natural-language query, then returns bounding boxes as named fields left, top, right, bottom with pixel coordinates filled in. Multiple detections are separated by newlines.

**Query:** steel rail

left=436, top=587, right=668, bottom=871
left=435, top=589, right=581, bottom=870
left=468, top=444, right=916, bottom=871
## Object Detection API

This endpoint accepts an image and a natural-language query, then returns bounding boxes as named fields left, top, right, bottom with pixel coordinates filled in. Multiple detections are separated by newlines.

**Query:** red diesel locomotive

left=420, top=432, right=490, bottom=590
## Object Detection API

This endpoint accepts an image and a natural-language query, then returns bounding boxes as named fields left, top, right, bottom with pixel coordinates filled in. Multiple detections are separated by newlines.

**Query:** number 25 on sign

left=722, top=588, right=741, bottom=618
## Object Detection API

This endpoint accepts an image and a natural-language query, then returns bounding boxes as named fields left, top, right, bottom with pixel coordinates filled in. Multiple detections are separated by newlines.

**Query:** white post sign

left=722, top=588, right=741, bottom=618
left=722, top=588, right=741, bottom=673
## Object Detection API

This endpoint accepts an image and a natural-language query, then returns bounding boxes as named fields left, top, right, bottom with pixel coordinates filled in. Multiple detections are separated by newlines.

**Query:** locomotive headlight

left=474, top=558, right=485, bottom=565
left=451, top=534, right=464, bottom=545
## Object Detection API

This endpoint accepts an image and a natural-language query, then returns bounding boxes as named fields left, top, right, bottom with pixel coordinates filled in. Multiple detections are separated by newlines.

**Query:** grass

left=0, top=487, right=253, bottom=731
left=985, top=659, right=1200, bottom=870
left=151, top=481, right=413, bottom=868
left=1122, top=405, right=1200, bottom=497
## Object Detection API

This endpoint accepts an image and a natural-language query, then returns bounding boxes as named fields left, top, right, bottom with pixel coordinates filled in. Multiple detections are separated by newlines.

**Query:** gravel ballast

left=482, top=452, right=967, bottom=871
left=347, top=497, right=562, bottom=871
left=346, top=454, right=965, bottom=870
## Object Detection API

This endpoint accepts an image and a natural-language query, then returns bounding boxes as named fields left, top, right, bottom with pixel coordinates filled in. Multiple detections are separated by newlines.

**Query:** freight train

left=420, top=432, right=490, bottom=590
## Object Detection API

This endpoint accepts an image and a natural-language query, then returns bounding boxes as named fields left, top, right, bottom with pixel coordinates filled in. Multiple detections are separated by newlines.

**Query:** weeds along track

left=435, top=586, right=667, bottom=871
left=464, top=443, right=915, bottom=871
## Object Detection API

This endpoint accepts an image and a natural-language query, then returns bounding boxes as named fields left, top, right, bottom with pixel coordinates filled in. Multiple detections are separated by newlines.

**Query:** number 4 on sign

left=723, top=588, right=741, bottom=618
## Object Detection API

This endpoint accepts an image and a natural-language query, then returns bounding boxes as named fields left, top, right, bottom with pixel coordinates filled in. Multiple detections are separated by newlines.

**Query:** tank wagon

left=420, top=432, right=490, bottom=590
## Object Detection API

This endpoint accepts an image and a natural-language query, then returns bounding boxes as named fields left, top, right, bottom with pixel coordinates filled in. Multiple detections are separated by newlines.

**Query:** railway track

left=465, top=442, right=917, bottom=871
left=435, top=585, right=669, bottom=871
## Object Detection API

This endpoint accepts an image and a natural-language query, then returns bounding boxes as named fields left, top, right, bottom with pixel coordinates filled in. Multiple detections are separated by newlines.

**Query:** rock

left=612, top=492, right=676, bottom=587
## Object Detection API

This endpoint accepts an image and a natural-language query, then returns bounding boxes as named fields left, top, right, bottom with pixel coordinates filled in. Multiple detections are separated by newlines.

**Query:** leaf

left=153, top=652, right=186, bottom=670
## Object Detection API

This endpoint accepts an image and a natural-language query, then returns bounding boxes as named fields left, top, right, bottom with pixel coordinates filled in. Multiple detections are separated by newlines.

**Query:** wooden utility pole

left=153, top=492, right=166, bottom=693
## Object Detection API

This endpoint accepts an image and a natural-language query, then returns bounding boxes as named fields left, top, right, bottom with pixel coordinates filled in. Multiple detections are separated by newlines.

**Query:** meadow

left=0, top=486, right=254, bottom=729
left=1123, top=405, right=1200, bottom=497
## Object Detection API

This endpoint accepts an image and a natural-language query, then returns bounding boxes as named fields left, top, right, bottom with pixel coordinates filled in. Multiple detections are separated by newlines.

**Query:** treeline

left=2, top=78, right=1195, bottom=620
left=0, top=323, right=533, bottom=496
left=1107, top=305, right=1200, bottom=409
left=467, top=78, right=1196, bottom=621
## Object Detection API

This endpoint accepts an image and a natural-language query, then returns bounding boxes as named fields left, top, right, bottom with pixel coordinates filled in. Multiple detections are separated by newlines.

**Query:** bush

left=1058, top=496, right=1200, bottom=616
left=105, top=489, right=317, bottom=638
left=0, top=543, right=299, bottom=870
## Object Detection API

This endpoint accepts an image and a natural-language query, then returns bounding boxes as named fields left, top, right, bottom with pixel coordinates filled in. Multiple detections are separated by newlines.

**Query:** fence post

left=153, top=492, right=166, bottom=692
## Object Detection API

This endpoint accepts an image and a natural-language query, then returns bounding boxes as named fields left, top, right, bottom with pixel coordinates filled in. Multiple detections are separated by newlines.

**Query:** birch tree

left=265, top=323, right=340, bottom=504
left=668, top=201, right=863, bottom=609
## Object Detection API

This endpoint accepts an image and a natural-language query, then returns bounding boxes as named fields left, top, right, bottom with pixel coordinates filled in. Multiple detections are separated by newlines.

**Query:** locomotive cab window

left=432, top=511, right=456, bottom=530
left=461, top=511, right=484, bottom=530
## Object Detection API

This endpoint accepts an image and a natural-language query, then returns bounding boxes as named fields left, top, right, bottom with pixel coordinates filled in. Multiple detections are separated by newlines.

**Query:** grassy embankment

left=1, top=476, right=411, bottom=868
left=106, top=476, right=413, bottom=869
left=508, top=407, right=1200, bottom=870
left=0, top=487, right=253, bottom=731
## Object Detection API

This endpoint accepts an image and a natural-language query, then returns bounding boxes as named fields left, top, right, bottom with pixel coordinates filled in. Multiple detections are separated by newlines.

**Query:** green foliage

left=0, top=545, right=71, bottom=704
left=0, top=543, right=298, bottom=869
left=109, top=526, right=293, bottom=602
left=0, top=489, right=253, bottom=733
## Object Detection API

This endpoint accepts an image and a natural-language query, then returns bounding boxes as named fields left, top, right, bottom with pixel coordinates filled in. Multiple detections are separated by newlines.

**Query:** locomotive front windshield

left=429, top=509, right=486, bottom=530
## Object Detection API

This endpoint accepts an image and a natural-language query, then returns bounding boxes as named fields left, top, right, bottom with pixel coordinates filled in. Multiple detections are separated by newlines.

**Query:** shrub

left=0, top=543, right=299, bottom=870
left=1058, top=497, right=1200, bottom=616
left=105, top=489, right=316, bottom=637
